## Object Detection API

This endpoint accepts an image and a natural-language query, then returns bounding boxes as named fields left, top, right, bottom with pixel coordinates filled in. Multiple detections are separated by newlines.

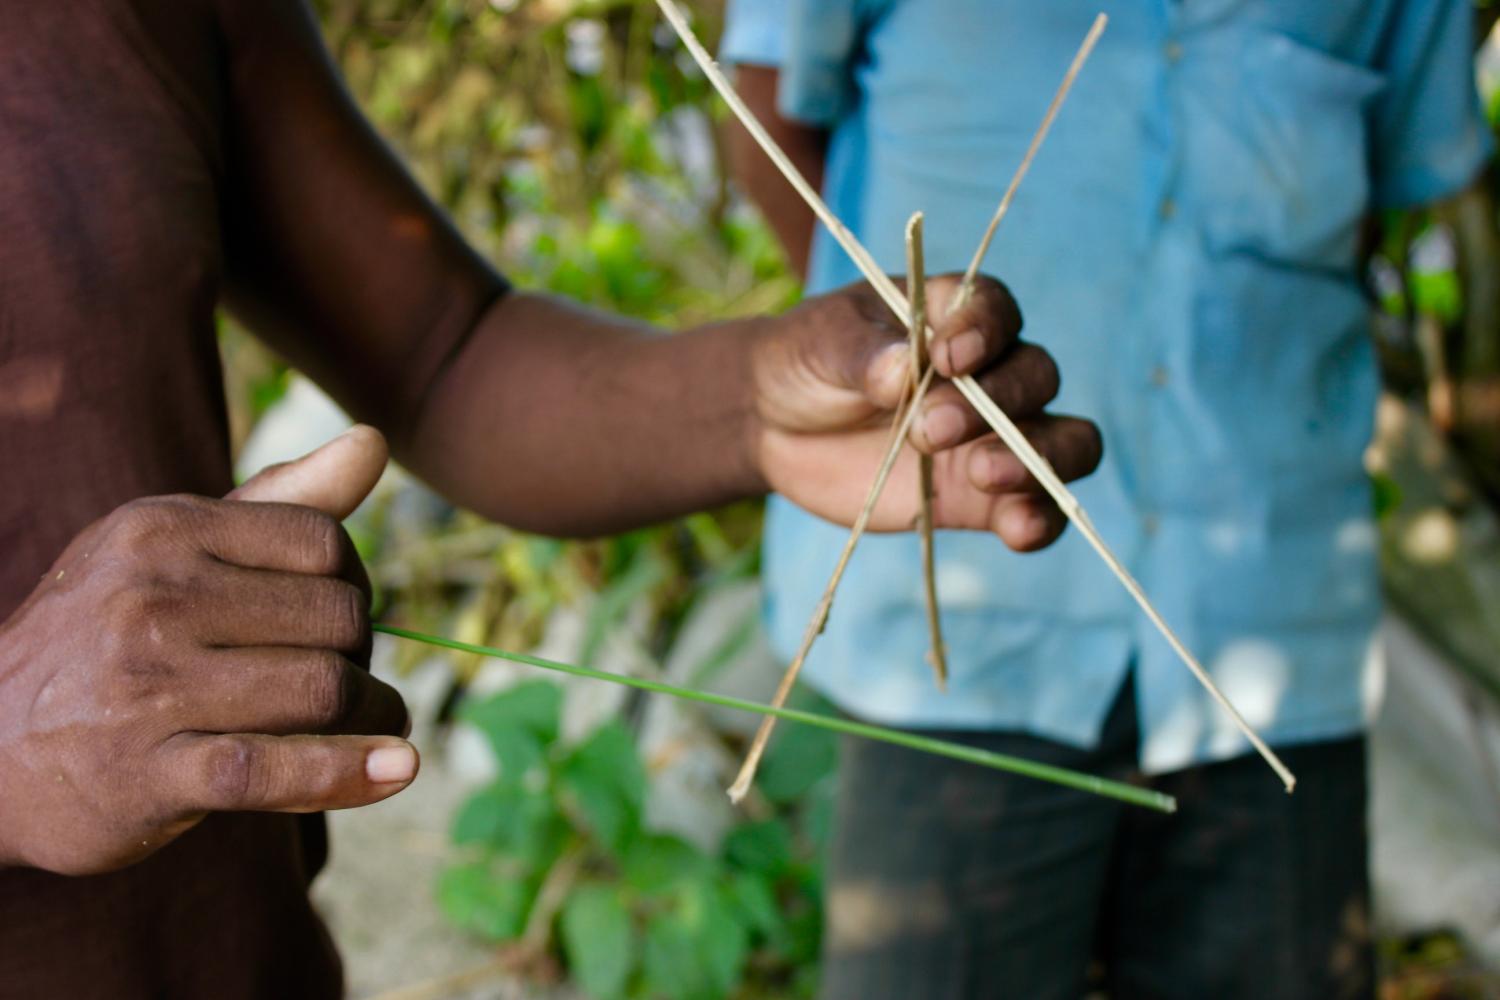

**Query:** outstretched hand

left=0, top=427, right=416, bottom=875
left=752, top=274, right=1102, bottom=551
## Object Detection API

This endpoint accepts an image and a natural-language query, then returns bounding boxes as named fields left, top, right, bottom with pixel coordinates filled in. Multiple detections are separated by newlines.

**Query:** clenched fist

left=0, top=427, right=416, bottom=875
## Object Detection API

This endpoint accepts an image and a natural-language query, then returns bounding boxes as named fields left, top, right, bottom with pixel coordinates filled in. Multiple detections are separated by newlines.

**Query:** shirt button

left=1159, top=197, right=1177, bottom=220
left=1164, top=41, right=1183, bottom=63
left=1150, top=365, right=1170, bottom=387
left=1143, top=514, right=1161, bottom=537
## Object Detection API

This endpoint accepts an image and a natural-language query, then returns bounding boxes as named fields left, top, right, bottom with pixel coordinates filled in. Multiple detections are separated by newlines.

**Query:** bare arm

left=728, top=65, right=828, bottom=280
left=215, top=0, right=1098, bottom=545
left=215, top=0, right=768, bottom=533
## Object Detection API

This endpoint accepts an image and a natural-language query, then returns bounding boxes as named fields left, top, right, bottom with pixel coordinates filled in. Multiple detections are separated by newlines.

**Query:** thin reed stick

left=726, top=365, right=937, bottom=802
left=372, top=622, right=1177, bottom=813
left=955, top=13, right=1108, bottom=308
left=655, top=0, right=1297, bottom=793
left=906, top=213, right=948, bottom=687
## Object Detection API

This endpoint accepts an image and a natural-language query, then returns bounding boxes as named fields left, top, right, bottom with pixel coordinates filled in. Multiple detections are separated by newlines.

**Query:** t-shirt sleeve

left=1371, top=0, right=1494, bottom=208
left=720, top=0, right=792, bottom=68
left=721, top=0, right=876, bottom=125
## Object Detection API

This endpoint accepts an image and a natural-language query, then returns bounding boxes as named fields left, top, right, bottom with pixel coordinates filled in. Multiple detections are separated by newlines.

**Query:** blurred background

left=218, top=1, right=1500, bottom=997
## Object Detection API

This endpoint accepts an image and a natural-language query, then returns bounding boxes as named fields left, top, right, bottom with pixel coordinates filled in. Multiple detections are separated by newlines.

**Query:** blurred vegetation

left=441, top=681, right=830, bottom=998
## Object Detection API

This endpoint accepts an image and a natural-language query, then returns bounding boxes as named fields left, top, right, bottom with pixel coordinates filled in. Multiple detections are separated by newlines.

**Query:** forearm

left=729, top=65, right=827, bottom=280
left=395, top=291, right=771, bottom=536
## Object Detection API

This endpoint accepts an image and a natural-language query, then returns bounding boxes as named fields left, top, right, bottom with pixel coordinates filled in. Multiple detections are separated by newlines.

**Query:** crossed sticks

left=653, top=1, right=1297, bottom=799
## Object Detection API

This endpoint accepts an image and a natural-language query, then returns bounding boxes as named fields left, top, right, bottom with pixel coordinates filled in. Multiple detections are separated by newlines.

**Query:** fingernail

left=946, top=329, right=988, bottom=374
left=922, top=404, right=967, bottom=449
left=366, top=744, right=417, bottom=783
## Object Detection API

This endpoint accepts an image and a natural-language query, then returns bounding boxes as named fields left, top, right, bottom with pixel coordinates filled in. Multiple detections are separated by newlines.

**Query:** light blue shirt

left=723, top=0, right=1492, bottom=772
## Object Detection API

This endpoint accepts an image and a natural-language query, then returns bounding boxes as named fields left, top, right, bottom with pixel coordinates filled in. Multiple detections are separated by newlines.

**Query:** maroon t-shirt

left=0, top=1, right=505, bottom=994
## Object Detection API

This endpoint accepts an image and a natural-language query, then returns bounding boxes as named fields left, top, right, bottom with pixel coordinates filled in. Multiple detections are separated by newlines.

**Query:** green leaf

left=622, top=833, right=712, bottom=895
left=435, top=862, right=528, bottom=941
left=451, top=783, right=512, bottom=845
left=782, top=890, right=825, bottom=966
left=641, top=911, right=705, bottom=1000
left=451, top=780, right=567, bottom=869
left=696, top=882, right=751, bottom=996
left=756, top=709, right=837, bottom=804
left=641, top=880, right=750, bottom=1000
left=725, top=871, right=783, bottom=940
left=557, top=722, right=646, bottom=856
left=723, top=820, right=793, bottom=878
left=459, top=680, right=561, bottom=778
left=560, top=883, right=636, bottom=1000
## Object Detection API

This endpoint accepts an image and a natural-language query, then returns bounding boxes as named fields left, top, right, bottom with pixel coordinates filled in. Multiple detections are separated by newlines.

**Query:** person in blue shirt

left=722, top=1, right=1495, bottom=996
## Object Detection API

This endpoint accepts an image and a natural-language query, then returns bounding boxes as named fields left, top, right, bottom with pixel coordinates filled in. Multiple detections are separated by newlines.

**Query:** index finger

left=923, top=273, right=1024, bottom=378
left=185, top=498, right=369, bottom=597
left=162, top=732, right=419, bottom=814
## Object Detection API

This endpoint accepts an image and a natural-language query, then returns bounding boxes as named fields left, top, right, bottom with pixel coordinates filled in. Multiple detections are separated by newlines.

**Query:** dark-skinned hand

left=0, top=427, right=414, bottom=875
left=753, top=273, right=1102, bottom=551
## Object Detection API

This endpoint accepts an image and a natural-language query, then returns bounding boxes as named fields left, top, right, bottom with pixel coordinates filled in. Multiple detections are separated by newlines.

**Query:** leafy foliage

left=443, top=683, right=830, bottom=999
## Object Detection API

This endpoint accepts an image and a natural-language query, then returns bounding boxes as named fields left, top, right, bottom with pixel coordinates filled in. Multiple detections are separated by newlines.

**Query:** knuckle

left=102, top=579, right=179, bottom=631
left=321, top=581, right=369, bottom=650
left=201, top=739, right=259, bottom=808
left=292, top=508, right=344, bottom=576
left=106, top=499, right=167, bottom=550
left=832, top=280, right=887, bottom=329
left=107, top=496, right=205, bottom=553
left=308, top=652, right=357, bottom=727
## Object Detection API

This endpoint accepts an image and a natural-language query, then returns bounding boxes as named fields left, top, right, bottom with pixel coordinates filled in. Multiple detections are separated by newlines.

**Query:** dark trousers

left=820, top=680, right=1374, bottom=1000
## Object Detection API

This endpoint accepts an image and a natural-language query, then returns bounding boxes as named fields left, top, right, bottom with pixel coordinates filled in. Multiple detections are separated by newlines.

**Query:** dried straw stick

left=954, top=13, right=1108, bottom=310
left=655, top=0, right=1296, bottom=793
left=726, top=364, right=937, bottom=802
left=906, top=213, right=948, bottom=687
left=723, top=219, right=950, bottom=801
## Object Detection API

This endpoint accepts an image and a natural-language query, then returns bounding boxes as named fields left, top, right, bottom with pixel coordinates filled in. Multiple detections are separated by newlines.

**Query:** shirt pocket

left=1178, top=27, right=1386, bottom=269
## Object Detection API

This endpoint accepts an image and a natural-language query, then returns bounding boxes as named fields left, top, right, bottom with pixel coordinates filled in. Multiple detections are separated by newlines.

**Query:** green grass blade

left=373, top=622, right=1176, bottom=814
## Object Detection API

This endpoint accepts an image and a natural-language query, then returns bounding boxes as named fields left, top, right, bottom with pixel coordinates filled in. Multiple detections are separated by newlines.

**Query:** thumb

left=228, top=425, right=389, bottom=519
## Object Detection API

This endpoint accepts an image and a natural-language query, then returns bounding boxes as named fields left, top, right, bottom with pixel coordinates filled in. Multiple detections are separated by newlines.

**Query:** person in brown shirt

left=0, top=0, right=1100, bottom=995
